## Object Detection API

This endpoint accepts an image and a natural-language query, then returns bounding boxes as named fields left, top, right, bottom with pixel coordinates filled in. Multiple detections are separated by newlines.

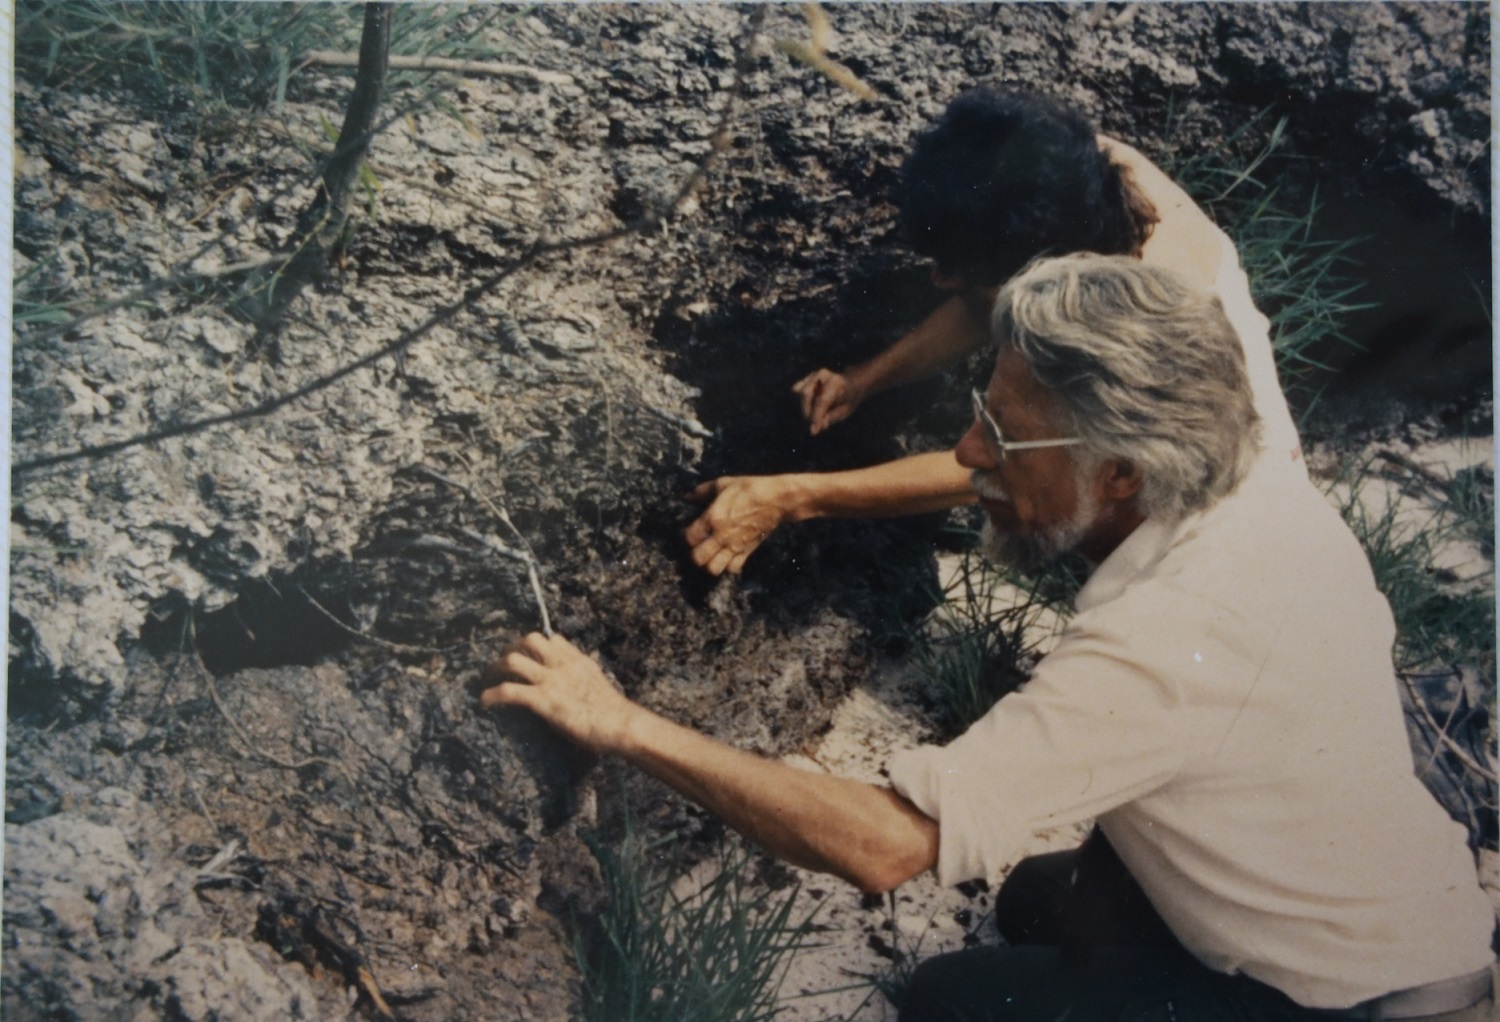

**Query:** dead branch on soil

left=642, top=402, right=714, bottom=439
left=1375, top=449, right=1488, bottom=508
left=258, top=897, right=396, bottom=1019
left=194, top=837, right=259, bottom=889
left=299, top=49, right=574, bottom=86
left=297, top=585, right=472, bottom=656
left=1399, top=670, right=1499, bottom=785
left=412, top=462, right=555, bottom=636
left=13, top=7, right=767, bottom=481
left=185, top=774, right=222, bottom=836
left=772, top=4, right=880, bottom=103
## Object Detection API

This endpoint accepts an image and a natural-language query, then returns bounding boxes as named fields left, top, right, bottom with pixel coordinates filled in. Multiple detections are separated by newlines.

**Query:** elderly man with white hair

left=480, top=254, right=1496, bottom=1021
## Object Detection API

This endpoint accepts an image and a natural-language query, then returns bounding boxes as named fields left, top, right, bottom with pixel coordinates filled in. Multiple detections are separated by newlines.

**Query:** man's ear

left=1098, top=459, right=1142, bottom=502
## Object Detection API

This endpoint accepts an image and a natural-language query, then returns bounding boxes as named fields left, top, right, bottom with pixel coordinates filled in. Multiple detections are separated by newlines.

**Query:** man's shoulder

left=1079, top=464, right=1376, bottom=653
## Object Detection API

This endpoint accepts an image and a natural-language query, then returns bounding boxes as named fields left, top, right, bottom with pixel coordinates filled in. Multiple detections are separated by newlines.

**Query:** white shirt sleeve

left=889, top=578, right=1244, bottom=887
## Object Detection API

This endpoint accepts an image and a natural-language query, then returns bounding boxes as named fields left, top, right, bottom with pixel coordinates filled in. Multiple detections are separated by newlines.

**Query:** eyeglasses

left=971, top=389, right=1082, bottom=461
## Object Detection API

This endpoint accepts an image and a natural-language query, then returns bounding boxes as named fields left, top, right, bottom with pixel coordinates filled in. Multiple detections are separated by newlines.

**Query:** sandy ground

left=748, top=430, right=1500, bottom=1021
left=772, top=658, right=1090, bottom=1022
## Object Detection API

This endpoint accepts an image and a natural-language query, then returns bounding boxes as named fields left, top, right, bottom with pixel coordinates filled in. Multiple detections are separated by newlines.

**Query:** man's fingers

left=489, top=648, right=545, bottom=686
left=514, top=631, right=559, bottom=664
left=480, top=680, right=539, bottom=710
left=684, top=480, right=720, bottom=505
left=791, top=369, right=822, bottom=395
left=480, top=633, right=565, bottom=686
left=685, top=513, right=713, bottom=546
left=690, top=535, right=720, bottom=569
left=809, top=390, right=840, bottom=434
left=707, top=546, right=735, bottom=576
left=797, top=373, right=827, bottom=421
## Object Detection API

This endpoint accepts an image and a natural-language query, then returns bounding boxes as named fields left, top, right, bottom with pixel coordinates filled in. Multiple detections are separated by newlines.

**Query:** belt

left=1322, top=966, right=1494, bottom=1020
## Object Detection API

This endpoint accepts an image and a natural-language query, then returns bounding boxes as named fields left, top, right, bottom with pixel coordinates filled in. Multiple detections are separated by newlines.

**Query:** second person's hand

left=684, top=475, right=797, bottom=576
left=792, top=368, right=864, bottom=436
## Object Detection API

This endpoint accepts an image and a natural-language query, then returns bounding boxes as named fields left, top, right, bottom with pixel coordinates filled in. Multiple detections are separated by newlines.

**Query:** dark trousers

left=898, top=830, right=1339, bottom=1022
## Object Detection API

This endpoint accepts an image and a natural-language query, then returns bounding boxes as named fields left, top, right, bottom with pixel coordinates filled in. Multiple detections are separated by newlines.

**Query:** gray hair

left=992, top=253, right=1261, bottom=521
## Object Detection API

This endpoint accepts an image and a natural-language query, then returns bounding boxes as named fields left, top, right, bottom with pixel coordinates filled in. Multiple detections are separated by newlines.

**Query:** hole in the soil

left=658, top=253, right=965, bottom=482
left=140, top=579, right=352, bottom=676
left=636, top=255, right=967, bottom=647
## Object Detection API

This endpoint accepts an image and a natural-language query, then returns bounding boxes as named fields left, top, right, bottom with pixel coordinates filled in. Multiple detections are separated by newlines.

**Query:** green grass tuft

left=916, top=547, right=1069, bottom=737
left=16, top=2, right=519, bottom=106
left=1167, top=111, right=1373, bottom=405
left=1331, top=458, right=1495, bottom=679
left=579, top=827, right=818, bottom=1022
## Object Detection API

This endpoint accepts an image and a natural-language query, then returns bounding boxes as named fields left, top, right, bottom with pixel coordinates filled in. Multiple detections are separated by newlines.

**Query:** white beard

left=976, top=468, right=1100, bottom=573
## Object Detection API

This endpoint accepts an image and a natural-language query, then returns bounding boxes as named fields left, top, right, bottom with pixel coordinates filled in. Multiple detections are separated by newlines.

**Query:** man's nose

left=955, top=420, right=996, bottom=472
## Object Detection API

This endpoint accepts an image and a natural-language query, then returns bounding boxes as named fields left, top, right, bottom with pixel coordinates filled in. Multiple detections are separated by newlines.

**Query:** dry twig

left=12, top=8, right=767, bottom=479
left=297, top=585, right=470, bottom=655
left=424, top=456, right=556, bottom=637
left=1399, top=669, right=1499, bottom=784
left=300, top=48, right=574, bottom=86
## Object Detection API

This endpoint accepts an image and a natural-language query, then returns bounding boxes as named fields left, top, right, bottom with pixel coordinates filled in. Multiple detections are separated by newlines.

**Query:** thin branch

left=297, top=585, right=471, bottom=655
left=12, top=8, right=766, bottom=480
left=416, top=461, right=555, bottom=637
left=201, top=662, right=340, bottom=774
left=302, top=49, right=574, bottom=86
left=1398, top=669, right=1498, bottom=785
left=642, top=402, right=714, bottom=439
left=185, top=772, right=222, bottom=835
left=13, top=251, right=531, bottom=476
left=451, top=469, right=553, bottom=635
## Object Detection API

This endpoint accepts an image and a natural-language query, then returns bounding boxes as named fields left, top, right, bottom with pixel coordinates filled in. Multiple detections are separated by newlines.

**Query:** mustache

left=970, top=471, right=1008, bottom=502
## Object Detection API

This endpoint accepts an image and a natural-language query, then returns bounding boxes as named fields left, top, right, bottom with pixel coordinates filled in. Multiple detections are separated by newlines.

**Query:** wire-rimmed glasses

left=970, top=389, right=1082, bottom=461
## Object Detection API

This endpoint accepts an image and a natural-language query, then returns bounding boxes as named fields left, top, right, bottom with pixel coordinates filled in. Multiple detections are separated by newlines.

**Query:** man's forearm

left=781, top=449, right=977, bottom=523
left=483, top=633, right=940, bottom=892
left=618, top=706, right=939, bottom=893
left=846, top=296, right=990, bottom=399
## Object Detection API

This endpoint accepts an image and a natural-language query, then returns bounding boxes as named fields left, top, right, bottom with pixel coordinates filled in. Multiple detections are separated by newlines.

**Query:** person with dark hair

left=683, top=85, right=1299, bottom=577
left=899, top=88, right=1156, bottom=295
left=483, top=255, right=1496, bottom=1020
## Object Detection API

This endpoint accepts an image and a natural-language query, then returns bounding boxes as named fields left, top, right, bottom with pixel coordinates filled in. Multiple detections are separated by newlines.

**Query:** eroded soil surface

left=7, top=4, right=1491, bottom=1019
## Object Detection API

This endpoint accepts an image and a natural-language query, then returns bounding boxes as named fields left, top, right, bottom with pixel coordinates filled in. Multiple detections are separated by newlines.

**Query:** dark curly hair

left=898, top=87, right=1158, bottom=288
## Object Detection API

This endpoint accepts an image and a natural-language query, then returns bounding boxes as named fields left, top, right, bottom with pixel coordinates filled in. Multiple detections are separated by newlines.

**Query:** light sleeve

left=889, top=582, right=1245, bottom=888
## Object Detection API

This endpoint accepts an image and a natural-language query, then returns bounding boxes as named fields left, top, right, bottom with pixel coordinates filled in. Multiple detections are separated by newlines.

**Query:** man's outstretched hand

left=480, top=633, right=637, bottom=755
left=684, top=476, right=797, bottom=576
left=792, top=368, right=864, bottom=436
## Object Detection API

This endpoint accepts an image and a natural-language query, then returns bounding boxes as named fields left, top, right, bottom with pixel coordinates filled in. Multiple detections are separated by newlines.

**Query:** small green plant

left=1167, top=112, right=1373, bottom=402
left=917, top=548, right=1067, bottom=736
left=17, top=1, right=352, bottom=102
left=1446, top=462, right=1496, bottom=562
left=16, top=2, right=517, bottom=108
left=578, top=827, right=817, bottom=1022
left=866, top=892, right=938, bottom=1014
left=1331, top=459, right=1495, bottom=678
